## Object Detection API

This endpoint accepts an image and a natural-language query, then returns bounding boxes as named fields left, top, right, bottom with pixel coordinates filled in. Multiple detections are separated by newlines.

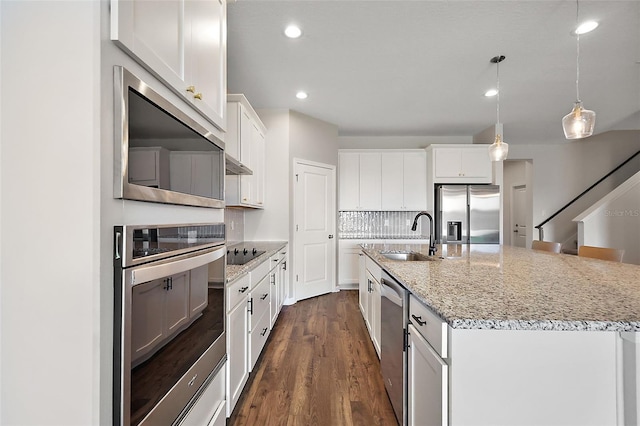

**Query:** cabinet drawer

left=227, top=274, right=250, bottom=313
left=179, top=364, right=225, bottom=426
left=249, top=274, right=270, bottom=330
left=250, top=258, right=270, bottom=289
left=409, top=294, right=448, bottom=358
left=249, top=309, right=271, bottom=372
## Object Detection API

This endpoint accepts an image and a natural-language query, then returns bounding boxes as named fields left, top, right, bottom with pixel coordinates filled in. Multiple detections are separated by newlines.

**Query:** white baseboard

left=283, top=297, right=296, bottom=306
left=339, top=283, right=358, bottom=291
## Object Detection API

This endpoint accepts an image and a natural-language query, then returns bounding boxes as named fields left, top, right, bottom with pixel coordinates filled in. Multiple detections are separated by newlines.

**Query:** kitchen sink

left=381, top=251, right=441, bottom=261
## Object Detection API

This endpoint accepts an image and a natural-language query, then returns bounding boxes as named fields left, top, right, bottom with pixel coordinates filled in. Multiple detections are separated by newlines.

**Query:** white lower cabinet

left=179, top=364, right=226, bottom=426
left=407, top=324, right=448, bottom=426
left=358, top=253, right=381, bottom=357
left=407, top=294, right=620, bottom=425
left=225, top=274, right=249, bottom=417
left=226, top=246, right=287, bottom=418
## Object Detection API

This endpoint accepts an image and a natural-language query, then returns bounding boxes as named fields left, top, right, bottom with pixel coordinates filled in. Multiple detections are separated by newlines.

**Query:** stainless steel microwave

left=113, top=66, right=225, bottom=208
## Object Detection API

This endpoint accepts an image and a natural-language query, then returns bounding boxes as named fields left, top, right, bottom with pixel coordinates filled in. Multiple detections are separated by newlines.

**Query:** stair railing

left=536, top=150, right=640, bottom=241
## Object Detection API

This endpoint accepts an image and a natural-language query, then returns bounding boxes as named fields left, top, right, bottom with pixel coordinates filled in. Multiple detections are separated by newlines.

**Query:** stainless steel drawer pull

left=239, top=286, right=249, bottom=293
left=187, top=374, right=198, bottom=387
left=411, top=314, right=427, bottom=326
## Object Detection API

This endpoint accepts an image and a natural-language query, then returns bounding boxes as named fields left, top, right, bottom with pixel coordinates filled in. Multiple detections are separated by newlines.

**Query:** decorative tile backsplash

left=225, top=207, right=245, bottom=244
left=338, top=211, right=429, bottom=239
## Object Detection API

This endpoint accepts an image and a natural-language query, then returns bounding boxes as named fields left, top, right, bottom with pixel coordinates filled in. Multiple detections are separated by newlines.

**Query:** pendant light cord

left=496, top=57, right=500, bottom=126
left=575, top=0, right=581, bottom=102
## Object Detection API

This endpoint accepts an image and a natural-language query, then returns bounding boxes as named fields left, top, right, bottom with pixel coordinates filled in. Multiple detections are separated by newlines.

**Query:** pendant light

left=562, top=0, right=596, bottom=139
left=488, top=55, right=509, bottom=162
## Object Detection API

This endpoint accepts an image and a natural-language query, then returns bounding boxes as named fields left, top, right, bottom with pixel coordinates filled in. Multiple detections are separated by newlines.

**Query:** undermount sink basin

left=381, top=251, right=440, bottom=261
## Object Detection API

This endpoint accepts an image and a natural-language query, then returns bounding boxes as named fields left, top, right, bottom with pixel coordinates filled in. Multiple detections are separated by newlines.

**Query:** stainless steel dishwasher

left=380, top=270, right=407, bottom=425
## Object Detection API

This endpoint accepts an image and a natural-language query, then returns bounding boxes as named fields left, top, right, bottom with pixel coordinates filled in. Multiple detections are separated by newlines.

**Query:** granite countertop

left=361, top=243, right=640, bottom=332
left=226, top=241, right=288, bottom=284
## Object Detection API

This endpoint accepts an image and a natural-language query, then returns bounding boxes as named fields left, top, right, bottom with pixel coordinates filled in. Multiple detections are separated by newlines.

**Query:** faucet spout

left=411, top=211, right=437, bottom=256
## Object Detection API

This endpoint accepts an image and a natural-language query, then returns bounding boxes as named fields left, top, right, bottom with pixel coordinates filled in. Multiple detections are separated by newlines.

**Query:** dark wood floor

left=228, top=290, right=398, bottom=426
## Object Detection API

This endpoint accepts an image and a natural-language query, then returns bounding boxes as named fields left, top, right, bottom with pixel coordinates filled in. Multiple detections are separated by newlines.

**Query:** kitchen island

left=361, top=243, right=640, bottom=425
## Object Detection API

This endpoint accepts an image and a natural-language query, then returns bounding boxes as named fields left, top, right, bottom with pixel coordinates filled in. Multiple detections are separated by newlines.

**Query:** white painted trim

left=573, top=170, right=640, bottom=222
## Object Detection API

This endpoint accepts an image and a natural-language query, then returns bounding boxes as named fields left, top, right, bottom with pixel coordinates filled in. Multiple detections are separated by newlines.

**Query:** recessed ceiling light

left=296, top=91, right=308, bottom=100
left=574, top=20, right=599, bottom=35
left=484, top=89, right=498, bottom=97
left=284, top=25, right=302, bottom=39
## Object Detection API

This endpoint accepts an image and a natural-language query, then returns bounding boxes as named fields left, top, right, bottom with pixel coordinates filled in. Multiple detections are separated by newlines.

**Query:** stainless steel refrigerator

left=435, top=184, right=500, bottom=244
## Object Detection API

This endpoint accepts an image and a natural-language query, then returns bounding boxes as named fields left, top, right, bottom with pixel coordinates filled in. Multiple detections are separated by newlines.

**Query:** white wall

left=99, top=3, right=225, bottom=424
left=577, top=172, right=640, bottom=265
left=503, top=160, right=532, bottom=247
left=1, top=2, right=100, bottom=424
left=2, top=2, right=227, bottom=424
left=509, top=130, right=640, bottom=244
left=290, top=110, right=339, bottom=167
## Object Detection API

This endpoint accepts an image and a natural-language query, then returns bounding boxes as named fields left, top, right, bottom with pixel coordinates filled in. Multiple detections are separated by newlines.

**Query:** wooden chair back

left=578, top=245, right=625, bottom=262
left=531, top=240, right=562, bottom=253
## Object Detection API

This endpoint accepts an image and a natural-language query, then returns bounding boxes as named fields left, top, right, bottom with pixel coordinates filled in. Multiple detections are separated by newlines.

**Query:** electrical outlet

left=406, top=219, right=411, bottom=226
left=230, top=221, right=235, bottom=231
left=384, top=219, right=389, bottom=226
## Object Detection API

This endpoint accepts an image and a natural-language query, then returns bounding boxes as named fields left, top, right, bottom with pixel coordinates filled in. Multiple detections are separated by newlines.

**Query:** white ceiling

left=226, top=0, right=640, bottom=145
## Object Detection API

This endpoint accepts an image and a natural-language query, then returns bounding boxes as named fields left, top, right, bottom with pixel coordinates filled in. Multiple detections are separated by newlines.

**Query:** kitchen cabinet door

left=381, top=153, right=404, bottom=210
left=226, top=296, right=248, bottom=417
left=359, top=153, right=382, bottom=210
left=403, top=151, right=427, bottom=210
left=226, top=95, right=267, bottom=208
left=370, top=275, right=381, bottom=356
left=339, top=240, right=362, bottom=288
left=269, top=269, right=278, bottom=328
left=358, top=251, right=367, bottom=316
left=432, top=146, right=492, bottom=183
left=339, top=152, right=360, bottom=210
left=381, top=151, right=427, bottom=210
left=460, top=147, right=492, bottom=179
left=185, top=0, right=226, bottom=130
left=111, top=0, right=227, bottom=130
left=408, top=324, right=448, bottom=426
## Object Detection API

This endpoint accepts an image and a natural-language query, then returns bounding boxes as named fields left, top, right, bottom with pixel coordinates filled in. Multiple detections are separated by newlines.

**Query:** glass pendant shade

left=488, top=134, right=509, bottom=162
left=562, top=101, right=596, bottom=139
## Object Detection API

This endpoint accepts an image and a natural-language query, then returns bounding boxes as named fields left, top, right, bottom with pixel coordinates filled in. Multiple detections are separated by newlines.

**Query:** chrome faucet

left=411, top=212, right=437, bottom=256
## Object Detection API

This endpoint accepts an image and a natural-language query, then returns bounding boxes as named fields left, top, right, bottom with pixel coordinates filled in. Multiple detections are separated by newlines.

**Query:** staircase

left=535, top=150, right=640, bottom=256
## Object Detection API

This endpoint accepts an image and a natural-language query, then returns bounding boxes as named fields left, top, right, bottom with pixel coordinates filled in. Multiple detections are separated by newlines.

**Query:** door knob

left=328, top=234, right=334, bottom=239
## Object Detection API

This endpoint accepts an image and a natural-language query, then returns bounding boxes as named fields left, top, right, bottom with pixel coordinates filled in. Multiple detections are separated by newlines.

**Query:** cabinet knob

left=194, top=92, right=203, bottom=100
left=186, top=85, right=196, bottom=93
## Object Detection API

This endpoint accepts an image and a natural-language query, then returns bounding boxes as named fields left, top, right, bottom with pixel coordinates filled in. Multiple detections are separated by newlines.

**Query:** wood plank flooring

left=228, top=290, right=398, bottom=426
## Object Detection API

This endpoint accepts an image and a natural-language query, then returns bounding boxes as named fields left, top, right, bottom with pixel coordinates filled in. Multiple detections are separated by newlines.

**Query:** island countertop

left=361, top=243, right=640, bottom=332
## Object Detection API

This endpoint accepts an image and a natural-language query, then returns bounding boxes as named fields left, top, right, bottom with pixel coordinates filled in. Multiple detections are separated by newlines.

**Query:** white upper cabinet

left=226, top=94, right=267, bottom=208
left=339, top=150, right=426, bottom=211
left=111, top=0, right=227, bottom=131
left=429, top=145, right=492, bottom=183
left=381, top=151, right=427, bottom=210
left=359, top=153, right=382, bottom=210
left=338, top=151, right=382, bottom=211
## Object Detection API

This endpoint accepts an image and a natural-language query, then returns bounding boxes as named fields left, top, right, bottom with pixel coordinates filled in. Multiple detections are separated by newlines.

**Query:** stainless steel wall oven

left=113, top=223, right=226, bottom=426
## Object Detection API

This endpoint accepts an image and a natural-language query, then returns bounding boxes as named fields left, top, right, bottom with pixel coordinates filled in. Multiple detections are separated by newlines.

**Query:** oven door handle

left=128, top=246, right=225, bottom=286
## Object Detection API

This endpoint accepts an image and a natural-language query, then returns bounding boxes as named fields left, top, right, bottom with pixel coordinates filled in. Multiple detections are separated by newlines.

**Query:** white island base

left=445, top=328, right=622, bottom=426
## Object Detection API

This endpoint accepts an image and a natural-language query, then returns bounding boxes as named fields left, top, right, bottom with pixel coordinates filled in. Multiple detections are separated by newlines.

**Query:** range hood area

left=225, top=153, right=253, bottom=175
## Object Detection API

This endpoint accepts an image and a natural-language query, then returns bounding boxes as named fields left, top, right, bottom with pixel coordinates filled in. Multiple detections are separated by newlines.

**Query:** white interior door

left=294, top=159, right=336, bottom=301
left=511, top=185, right=527, bottom=247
